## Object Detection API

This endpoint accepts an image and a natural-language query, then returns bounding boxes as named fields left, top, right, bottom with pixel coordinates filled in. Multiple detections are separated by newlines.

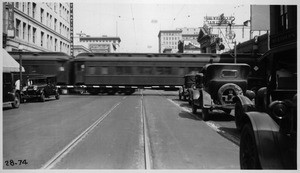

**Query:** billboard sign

left=251, top=5, right=270, bottom=31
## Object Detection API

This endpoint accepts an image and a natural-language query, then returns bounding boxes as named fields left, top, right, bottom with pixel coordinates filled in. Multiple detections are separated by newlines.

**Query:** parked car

left=22, top=75, right=60, bottom=102
left=3, top=72, right=21, bottom=108
left=238, top=54, right=297, bottom=169
left=178, top=74, right=196, bottom=101
left=191, top=63, right=254, bottom=121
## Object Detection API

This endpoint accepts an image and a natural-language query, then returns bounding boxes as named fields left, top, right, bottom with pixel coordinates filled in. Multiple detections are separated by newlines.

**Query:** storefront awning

left=2, top=48, right=25, bottom=72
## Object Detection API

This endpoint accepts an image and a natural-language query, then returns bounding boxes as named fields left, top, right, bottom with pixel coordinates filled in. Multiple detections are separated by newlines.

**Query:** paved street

left=3, top=90, right=240, bottom=169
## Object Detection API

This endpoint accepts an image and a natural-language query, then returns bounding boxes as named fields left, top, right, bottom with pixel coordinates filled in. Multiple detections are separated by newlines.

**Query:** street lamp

left=18, top=44, right=23, bottom=90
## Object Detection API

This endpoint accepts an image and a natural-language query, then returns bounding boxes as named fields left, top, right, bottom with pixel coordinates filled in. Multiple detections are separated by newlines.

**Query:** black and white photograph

left=1, top=0, right=298, bottom=171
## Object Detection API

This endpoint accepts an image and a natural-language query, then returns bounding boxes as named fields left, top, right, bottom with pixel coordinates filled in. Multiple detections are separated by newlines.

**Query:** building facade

left=267, top=5, right=297, bottom=61
left=158, top=30, right=182, bottom=53
left=178, top=27, right=201, bottom=53
left=2, top=2, right=72, bottom=55
left=74, top=32, right=121, bottom=53
left=158, top=28, right=201, bottom=53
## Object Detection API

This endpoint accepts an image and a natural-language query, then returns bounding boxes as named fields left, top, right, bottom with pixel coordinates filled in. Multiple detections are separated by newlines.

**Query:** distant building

left=2, top=2, right=72, bottom=55
left=178, top=27, right=201, bottom=53
left=73, top=45, right=91, bottom=56
left=74, top=32, right=121, bottom=53
left=198, top=14, right=253, bottom=54
left=158, top=30, right=182, bottom=53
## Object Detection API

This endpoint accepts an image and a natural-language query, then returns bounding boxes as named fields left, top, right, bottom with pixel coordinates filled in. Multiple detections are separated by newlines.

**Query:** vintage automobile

left=237, top=54, right=297, bottom=169
left=22, top=75, right=60, bottom=102
left=178, top=74, right=196, bottom=101
left=191, top=63, right=254, bottom=121
left=3, top=72, right=21, bottom=108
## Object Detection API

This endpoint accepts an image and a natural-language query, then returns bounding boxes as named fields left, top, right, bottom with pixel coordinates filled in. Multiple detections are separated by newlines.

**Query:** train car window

left=164, top=67, right=172, bottom=75
left=178, top=67, right=185, bottom=76
left=188, top=67, right=200, bottom=74
left=138, top=67, right=152, bottom=75
left=116, top=66, right=132, bottom=75
left=156, top=67, right=164, bottom=75
left=124, top=66, right=132, bottom=75
left=100, top=67, right=108, bottom=75
left=30, top=65, right=39, bottom=73
left=88, top=67, right=96, bottom=75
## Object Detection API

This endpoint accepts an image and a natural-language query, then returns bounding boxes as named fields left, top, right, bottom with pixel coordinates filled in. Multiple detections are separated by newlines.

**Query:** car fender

left=244, top=111, right=284, bottom=169
left=234, top=95, right=255, bottom=111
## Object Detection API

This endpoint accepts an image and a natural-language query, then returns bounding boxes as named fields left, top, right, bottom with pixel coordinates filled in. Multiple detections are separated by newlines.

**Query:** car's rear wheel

left=201, top=108, right=210, bottom=121
left=12, top=93, right=20, bottom=108
left=240, top=123, right=262, bottom=169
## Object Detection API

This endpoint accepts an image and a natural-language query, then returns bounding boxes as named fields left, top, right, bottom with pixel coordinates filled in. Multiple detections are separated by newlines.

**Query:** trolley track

left=140, top=90, right=153, bottom=169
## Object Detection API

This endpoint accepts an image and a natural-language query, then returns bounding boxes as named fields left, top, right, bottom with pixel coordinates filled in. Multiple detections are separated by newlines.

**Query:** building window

left=60, top=22, right=62, bottom=34
left=28, top=25, right=31, bottom=42
left=22, top=2, right=25, bottom=12
left=33, top=27, right=36, bottom=43
left=280, top=5, right=289, bottom=31
left=40, top=8, right=44, bottom=23
left=27, top=2, right=30, bottom=15
left=47, top=35, right=49, bottom=49
left=16, top=19, right=21, bottom=37
left=15, top=2, right=19, bottom=8
left=50, top=15, right=52, bottom=28
left=54, top=18, right=57, bottom=31
left=46, top=13, right=49, bottom=26
left=22, top=23, right=26, bottom=40
left=41, top=31, right=44, bottom=47
left=32, top=3, right=36, bottom=18
left=55, top=38, right=57, bottom=51
left=54, top=3, right=57, bottom=13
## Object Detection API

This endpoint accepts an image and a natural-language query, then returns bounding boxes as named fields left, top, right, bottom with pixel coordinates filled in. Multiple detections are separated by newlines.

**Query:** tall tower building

left=158, top=30, right=182, bottom=53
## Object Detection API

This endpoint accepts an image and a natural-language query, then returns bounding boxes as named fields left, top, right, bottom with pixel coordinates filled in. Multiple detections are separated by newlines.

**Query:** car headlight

left=269, top=101, right=288, bottom=120
left=33, top=86, right=38, bottom=90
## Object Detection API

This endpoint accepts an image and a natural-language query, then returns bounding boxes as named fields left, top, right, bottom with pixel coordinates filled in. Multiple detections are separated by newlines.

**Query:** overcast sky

left=72, top=0, right=296, bottom=53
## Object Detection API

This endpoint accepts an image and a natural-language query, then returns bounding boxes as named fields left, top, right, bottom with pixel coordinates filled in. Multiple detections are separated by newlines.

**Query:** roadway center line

left=41, top=97, right=126, bottom=169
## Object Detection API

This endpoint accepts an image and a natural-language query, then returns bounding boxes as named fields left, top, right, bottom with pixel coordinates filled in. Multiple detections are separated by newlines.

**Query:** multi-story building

left=158, top=28, right=201, bottom=53
left=74, top=32, right=121, bottom=53
left=158, top=30, right=182, bottom=53
left=197, top=14, right=253, bottom=54
left=268, top=5, right=296, bottom=61
left=2, top=2, right=72, bottom=55
left=177, top=27, right=201, bottom=53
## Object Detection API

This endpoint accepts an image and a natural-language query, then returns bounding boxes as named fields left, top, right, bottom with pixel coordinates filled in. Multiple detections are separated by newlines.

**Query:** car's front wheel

left=201, top=108, right=210, bottom=121
left=12, top=92, right=20, bottom=108
left=240, top=123, right=262, bottom=169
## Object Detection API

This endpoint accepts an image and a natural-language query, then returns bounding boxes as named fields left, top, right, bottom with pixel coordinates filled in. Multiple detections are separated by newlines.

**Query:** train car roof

left=74, top=52, right=256, bottom=62
left=9, top=52, right=71, bottom=61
